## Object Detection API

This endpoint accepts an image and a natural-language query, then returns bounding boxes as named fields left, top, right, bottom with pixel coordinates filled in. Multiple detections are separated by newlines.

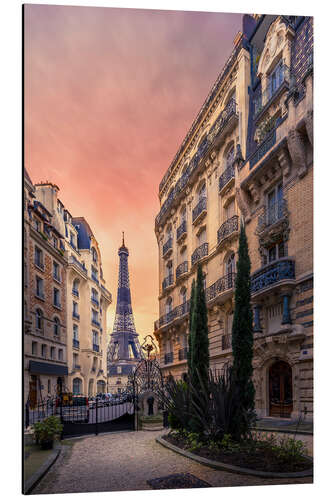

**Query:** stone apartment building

left=34, top=183, right=112, bottom=397
left=153, top=14, right=313, bottom=420
left=24, top=169, right=68, bottom=405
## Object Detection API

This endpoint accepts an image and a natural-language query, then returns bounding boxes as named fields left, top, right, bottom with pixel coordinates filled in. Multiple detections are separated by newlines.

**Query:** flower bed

left=163, top=431, right=312, bottom=474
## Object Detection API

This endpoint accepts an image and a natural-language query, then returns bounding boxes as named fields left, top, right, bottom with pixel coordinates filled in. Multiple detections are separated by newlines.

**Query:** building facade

left=24, top=170, right=68, bottom=405
left=153, top=15, right=313, bottom=420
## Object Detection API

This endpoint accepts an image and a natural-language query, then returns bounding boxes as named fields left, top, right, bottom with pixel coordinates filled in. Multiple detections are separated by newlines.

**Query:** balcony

left=163, top=237, right=173, bottom=258
left=92, top=274, right=99, bottom=285
left=156, top=301, right=190, bottom=330
left=253, top=64, right=290, bottom=119
left=73, top=364, right=81, bottom=371
left=73, top=339, right=80, bottom=349
left=251, top=259, right=295, bottom=295
left=176, top=261, right=188, bottom=280
left=92, top=344, right=100, bottom=353
left=72, top=288, right=79, bottom=297
left=68, top=255, right=87, bottom=276
left=205, top=272, right=236, bottom=303
left=217, top=215, right=239, bottom=246
left=176, top=220, right=187, bottom=241
left=249, top=129, right=276, bottom=170
left=92, top=318, right=100, bottom=327
left=178, top=347, right=188, bottom=361
left=222, top=334, right=231, bottom=351
left=91, top=297, right=99, bottom=307
left=257, top=199, right=288, bottom=233
left=192, top=197, right=207, bottom=225
left=219, top=164, right=235, bottom=194
left=191, top=242, right=208, bottom=266
left=164, top=352, right=173, bottom=365
left=162, top=275, right=174, bottom=291
left=73, top=311, right=80, bottom=320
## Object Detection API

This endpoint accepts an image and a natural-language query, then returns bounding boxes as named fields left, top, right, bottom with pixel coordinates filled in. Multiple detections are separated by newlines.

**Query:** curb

left=156, top=436, right=313, bottom=479
left=24, top=443, right=61, bottom=494
left=254, top=426, right=313, bottom=436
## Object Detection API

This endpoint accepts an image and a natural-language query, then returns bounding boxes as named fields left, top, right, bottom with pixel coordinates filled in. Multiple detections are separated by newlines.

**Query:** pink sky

left=24, top=4, right=242, bottom=340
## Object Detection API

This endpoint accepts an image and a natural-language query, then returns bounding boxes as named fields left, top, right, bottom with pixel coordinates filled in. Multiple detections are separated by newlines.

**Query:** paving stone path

left=33, top=430, right=313, bottom=494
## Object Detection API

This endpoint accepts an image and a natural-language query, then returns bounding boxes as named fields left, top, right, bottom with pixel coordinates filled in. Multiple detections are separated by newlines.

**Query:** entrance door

left=269, top=361, right=293, bottom=417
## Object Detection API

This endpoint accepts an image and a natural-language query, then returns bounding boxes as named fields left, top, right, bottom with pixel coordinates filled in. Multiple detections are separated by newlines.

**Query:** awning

left=29, top=360, right=68, bottom=376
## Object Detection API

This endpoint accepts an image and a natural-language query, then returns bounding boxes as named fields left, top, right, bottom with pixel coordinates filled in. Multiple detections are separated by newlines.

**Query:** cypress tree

left=190, top=264, right=209, bottom=391
left=187, top=279, right=196, bottom=378
left=231, top=222, right=255, bottom=418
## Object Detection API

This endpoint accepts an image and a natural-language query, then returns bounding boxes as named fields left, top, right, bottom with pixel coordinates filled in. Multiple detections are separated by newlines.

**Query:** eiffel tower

left=107, top=233, right=142, bottom=390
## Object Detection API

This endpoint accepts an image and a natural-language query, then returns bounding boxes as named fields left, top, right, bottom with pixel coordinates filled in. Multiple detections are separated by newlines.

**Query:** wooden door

left=269, top=361, right=293, bottom=418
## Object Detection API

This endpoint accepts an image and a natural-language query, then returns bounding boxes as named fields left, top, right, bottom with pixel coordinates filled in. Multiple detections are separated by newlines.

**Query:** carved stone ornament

left=277, top=148, right=291, bottom=178
left=248, top=182, right=260, bottom=205
left=287, top=128, right=308, bottom=178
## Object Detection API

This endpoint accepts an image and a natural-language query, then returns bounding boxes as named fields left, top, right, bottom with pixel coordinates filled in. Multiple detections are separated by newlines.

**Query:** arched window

left=72, top=278, right=79, bottom=297
left=225, top=145, right=235, bottom=169
left=35, top=309, right=43, bottom=331
left=226, top=253, right=235, bottom=275
left=166, top=297, right=173, bottom=314
left=180, top=287, right=187, bottom=304
left=198, top=182, right=206, bottom=201
left=53, top=317, right=60, bottom=336
left=73, top=378, right=82, bottom=395
left=92, top=247, right=98, bottom=263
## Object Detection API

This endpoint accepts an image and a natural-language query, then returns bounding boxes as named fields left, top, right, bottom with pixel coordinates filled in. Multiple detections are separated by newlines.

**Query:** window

left=197, top=227, right=207, bottom=246
left=73, top=378, right=82, bottom=395
left=47, top=380, right=51, bottom=393
left=225, top=145, right=234, bottom=168
left=32, top=341, right=37, bottom=355
left=91, top=266, right=98, bottom=282
left=225, top=199, right=235, bottom=221
left=34, top=218, right=40, bottom=232
left=50, top=347, right=55, bottom=359
left=117, top=366, right=122, bottom=374
left=92, top=330, right=99, bottom=346
left=73, top=324, right=79, bottom=341
left=52, top=236, right=58, bottom=249
left=73, top=301, right=79, bottom=317
left=53, top=288, right=61, bottom=308
left=198, top=183, right=206, bottom=201
left=35, top=309, right=43, bottom=331
left=36, top=276, right=44, bottom=299
left=72, top=279, right=79, bottom=296
left=41, top=344, right=47, bottom=358
left=34, top=246, right=43, bottom=269
left=70, top=232, right=76, bottom=249
left=92, top=247, right=97, bottom=263
left=92, top=309, right=99, bottom=323
left=54, top=317, right=60, bottom=336
left=180, top=206, right=186, bottom=222
left=58, top=349, right=63, bottom=361
left=267, top=183, right=283, bottom=225
left=264, top=241, right=286, bottom=265
left=226, top=253, right=235, bottom=275
left=53, top=261, right=60, bottom=281
left=73, top=353, right=79, bottom=368
left=180, top=288, right=187, bottom=304
left=166, top=297, right=173, bottom=314
left=91, top=288, right=99, bottom=305
left=269, top=60, right=283, bottom=97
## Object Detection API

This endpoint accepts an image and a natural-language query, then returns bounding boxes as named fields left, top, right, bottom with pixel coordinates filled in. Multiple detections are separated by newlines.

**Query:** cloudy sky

left=24, top=4, right=242, bottom=340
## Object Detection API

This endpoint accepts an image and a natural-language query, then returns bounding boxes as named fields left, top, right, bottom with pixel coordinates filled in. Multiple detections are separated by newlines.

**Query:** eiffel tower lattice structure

left=107, top=234, right=143, bottom=392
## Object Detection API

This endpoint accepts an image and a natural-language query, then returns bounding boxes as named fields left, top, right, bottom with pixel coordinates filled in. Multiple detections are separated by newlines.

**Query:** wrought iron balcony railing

left=162, top=274, right=174, bottom=291
left=92, top=344, right=100, bottom=352
left=176, top=261, right=188, bottom=279
left=191, top=242, right=208, bottom=266
left=68, top=255, right=87, bottom=275
left=73, top=339, right=80, bottom=349
left=257, top=199, right=288, bottom=231
left=92, top=318, right=100, bottom=327
left=217, top=215, right=239, bottom=245
left=253, top=64, right=290, bottom=118
left=205, top=272, right=236, bottom=302
left=192, top=197, right=207, bottom=223
left=251, top=259, right=295, bottom=294
left=249, top=129, right=276, bottom=170
left=91, top=297, right=99, bottom=307
left=178, top=347, right=188, bottom=361
left=222, top=334, right=231, bottom=350
left=72, top=288, right=79, bottom=297
left=219, top=164, right=235, bottom=192
left=176, top=220, right=187, bottom=240
left=163, top=237, right=173, bottom=257
left=164, top=352, right=173, bottom=365
left=92, top=274, right=99, bottom=285
left=156, top=301, right=190, bottom=329
left=73, top=311, right=80, bottom=320
left=156, top=98, right=237, bottom=227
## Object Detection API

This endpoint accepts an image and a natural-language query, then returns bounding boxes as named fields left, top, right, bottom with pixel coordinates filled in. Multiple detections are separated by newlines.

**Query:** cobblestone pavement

left=33, top=431, right=313, bottom=495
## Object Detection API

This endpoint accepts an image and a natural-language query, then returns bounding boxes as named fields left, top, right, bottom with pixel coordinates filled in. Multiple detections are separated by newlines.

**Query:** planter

left=156, top=436, right=313, bottom=479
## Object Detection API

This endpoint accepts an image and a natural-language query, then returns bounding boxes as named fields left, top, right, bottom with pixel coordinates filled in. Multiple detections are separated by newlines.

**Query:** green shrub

left=33, top=416, right=63, bottom=445
left=157, top=379, right=191, bottom=431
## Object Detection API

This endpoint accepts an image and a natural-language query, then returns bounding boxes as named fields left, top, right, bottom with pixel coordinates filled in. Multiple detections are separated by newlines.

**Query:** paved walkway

left=33, top=431, right=312, bottom=494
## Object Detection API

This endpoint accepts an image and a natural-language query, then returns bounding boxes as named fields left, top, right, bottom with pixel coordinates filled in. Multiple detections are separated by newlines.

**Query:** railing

left=164, top=352, right=173, bottom=365
left=91, top=297, right=99, bottom=307
left=219, top=164, right=235, bottom=192
left=222, top=334, right=232, bottom=350
left=156, top=301, right=190, bottom=329
left=249, top=129, right=276, bottom=169
left=176, top=261, right=188, bottom=279
left=156, top=98, right=237, bottom=227
left=253, top=64, right=290, bottom=117
left=191, top=242, right=208, bottom=266
left=73, top=311, right=80, bottom=320
left=163, top=237, right=173, bottom=257
left=92, top=274, right=99, bottom=285
left=72, top=288, right=79, bottom=297
left=217, top=215, right=239, bottom=245
left=251, top=259, right=295, bottom=294
left=205, top=273, right=236, bottom=302
left=257, top=199, right=287, bottom=231
left=73, top=339, right=80, bottom=349
left=92, top=344, right=100, bottom=352
left=68, top=255, right=87, bottom=275
left=92, top=318, right=100, bottom=327
left=178, top=347, right=188, bottom=361
left=192, top=197, right=207, bottom=223
left=162, top=275, right=174, bottom=291
left=176, top=220, right=187, bottom=240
